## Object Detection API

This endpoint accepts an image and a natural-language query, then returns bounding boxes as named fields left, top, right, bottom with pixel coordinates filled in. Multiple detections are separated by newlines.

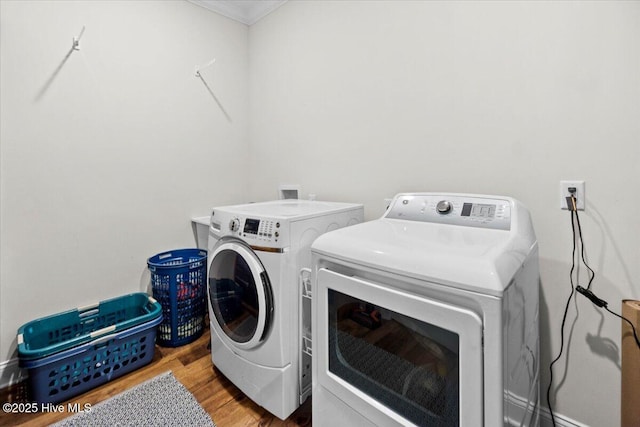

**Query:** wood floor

left=0, top=328, right=312, bottom=426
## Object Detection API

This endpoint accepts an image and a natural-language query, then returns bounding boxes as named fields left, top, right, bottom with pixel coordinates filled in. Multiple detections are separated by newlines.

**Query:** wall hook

left=34, top=25, right=85, bottom=102
left=195, top=58, right=216, bottom=77
left=194, top=58, right=232, bottom=122
left=73, top=26, right=86, bottom=51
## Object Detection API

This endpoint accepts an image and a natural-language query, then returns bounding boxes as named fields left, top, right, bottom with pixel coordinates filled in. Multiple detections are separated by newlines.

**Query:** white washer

left=311, top=193, right=540, bottom=427
left=207, top=199, right=363, bottom=420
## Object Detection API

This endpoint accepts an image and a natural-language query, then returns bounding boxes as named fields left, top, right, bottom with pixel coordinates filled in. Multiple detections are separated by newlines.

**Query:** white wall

left=248, top=1, right=640, bottom=426
left=0, top=0, right=249, bottom=384
left=2, top=1, right=638, bottom=425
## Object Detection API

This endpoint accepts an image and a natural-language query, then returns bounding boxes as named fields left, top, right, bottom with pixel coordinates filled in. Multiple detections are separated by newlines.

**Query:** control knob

left=229, top=218, right=240, bottom=232
left=436, top=200, right=453, bottom=214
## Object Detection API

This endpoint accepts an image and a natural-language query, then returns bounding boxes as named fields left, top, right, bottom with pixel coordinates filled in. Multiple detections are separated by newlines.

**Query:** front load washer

left=207, top=199, right=363, bottom=420
left=311, top=193, right=539, bottom=427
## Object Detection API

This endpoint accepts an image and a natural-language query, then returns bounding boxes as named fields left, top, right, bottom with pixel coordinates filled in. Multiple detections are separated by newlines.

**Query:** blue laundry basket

left=17, top=293, right=162, bottom=404
left=147, top=249, right=207, bottom=347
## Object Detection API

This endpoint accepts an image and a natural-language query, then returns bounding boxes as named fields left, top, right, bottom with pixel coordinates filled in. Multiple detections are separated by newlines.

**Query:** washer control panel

left=241, top=217, right=279, bottom=242
left=385, top=194, right=512, bottom=230
left=210, top=211, right=285, bottom=246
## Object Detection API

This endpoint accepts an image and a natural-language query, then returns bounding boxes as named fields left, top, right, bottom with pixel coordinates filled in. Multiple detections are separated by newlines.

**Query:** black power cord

left=570, top=198, right=640, bottom=348
left=547, top=194, right=640, bottom=427
left=546, top=203, right=578, bottom=427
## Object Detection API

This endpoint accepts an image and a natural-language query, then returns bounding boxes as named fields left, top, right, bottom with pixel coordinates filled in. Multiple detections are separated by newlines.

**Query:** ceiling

left=188, top=0, right=288, bottom=26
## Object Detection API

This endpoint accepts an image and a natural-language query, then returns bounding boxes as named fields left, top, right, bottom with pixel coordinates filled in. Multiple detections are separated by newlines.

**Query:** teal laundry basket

left=147, top=248, right=207, bottom=347
left=17, top=293, right=162, bottom=404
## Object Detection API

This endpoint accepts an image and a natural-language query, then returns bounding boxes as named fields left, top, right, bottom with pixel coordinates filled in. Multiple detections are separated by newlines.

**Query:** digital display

left=461, top=203, right=495, bottom=219
left=243, top=218, right=260, bottom=234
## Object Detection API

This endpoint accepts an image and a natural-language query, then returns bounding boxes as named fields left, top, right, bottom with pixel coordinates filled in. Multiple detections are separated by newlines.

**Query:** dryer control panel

left=385, top=193, right=512, bottom=230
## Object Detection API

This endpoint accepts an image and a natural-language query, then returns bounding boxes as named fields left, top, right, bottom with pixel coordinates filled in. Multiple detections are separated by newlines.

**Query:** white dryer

left=311, top=193, right=539, bottom=427
left=207, top=199, right=363, bottom=420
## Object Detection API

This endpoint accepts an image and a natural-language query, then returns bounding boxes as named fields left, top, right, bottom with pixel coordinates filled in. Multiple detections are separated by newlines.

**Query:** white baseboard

left=539, top=404, right=590, bottom=427
left=0, top=358, right=26, bottom=389
left=504, top=388, right=588, bottom=427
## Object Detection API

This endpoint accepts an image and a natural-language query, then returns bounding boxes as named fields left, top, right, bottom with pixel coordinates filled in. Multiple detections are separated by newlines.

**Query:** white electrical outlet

left=560, top=180, right=585, bottom=210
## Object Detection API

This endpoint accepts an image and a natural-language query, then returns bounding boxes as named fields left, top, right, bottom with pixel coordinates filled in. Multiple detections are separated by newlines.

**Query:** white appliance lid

left=312, top=217, right=536, bottom=296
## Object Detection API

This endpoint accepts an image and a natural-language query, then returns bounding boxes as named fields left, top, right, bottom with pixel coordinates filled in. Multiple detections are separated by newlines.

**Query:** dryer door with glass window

left=208, top=240, right=273, bottom=350
left=316, top=268, right=483, bottom=427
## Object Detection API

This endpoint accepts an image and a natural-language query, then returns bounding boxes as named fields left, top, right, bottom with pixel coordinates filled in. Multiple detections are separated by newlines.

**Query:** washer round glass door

left=208, top=240, right=273, bottom=349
